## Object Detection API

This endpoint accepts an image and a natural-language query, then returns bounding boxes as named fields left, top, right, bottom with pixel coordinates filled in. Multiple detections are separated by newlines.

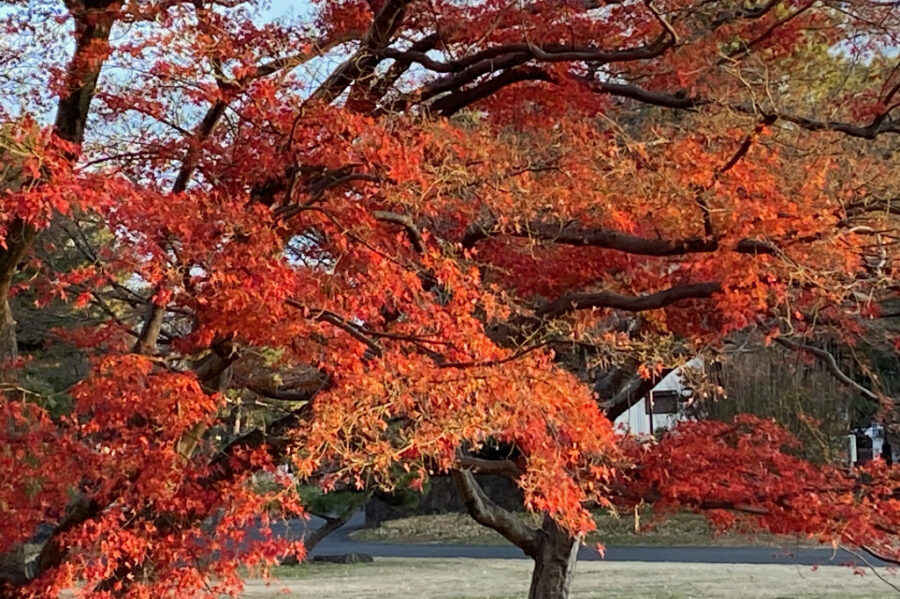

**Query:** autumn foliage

left=0, top=0, right=898, bottom=596
left=625, top=417, right=900, bottom=560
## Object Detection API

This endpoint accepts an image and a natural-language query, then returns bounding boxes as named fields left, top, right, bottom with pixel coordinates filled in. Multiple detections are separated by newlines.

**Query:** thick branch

left=415, top=31, right=672, bottom=113
left=845, top=198, right=900, bottom=218
left=300, top=517, right=349, bottom=556
left=238, top=365, right=327, bottom=403
left=524, top=32, right=671, bottom=63
left=206, top=403, right=314, bottom=481
left=420, top=53, right=535, bottom=100
left=527, top=225, right=773, bottom=256
left=372, top=210, right=425, bottom=252
left=403, top=32, right=672, bottom=89
left=457, top=455, right=524, bottom=478
left=311, top=0, right=412, bottom=105
left=32, top=495, right=103, bottom=584
left=451, top=468, right=539, bottom=556
left=464, top=221, right=779, bottom=256
left=602, top=371, right=669, bottom=421
left=133, top=301, right=166, bottom=354
left=537, top=282, right=721, bottom=318
left=244, top=382, right=322, bottom=402
left=170, top=99, right=228, bottom=194
left=54, top=1, right=122, bottom=145
left=586, top=80, right=900, bottom=139
left=432, top=68, right=554, bottom=116
left=355, top=35, right=438, bottom=111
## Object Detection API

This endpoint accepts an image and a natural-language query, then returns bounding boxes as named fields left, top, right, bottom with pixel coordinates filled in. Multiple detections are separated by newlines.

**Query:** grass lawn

left=351, top=511, right=812, bottom=547
left=243, top=558, right=898, bottom=598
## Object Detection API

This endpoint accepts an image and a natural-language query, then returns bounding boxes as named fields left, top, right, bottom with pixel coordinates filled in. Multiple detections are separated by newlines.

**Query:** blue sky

left=264, top=0, right=313, bottom=20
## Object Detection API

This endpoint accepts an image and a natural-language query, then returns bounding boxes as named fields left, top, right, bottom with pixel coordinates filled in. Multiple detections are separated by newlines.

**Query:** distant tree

left=693, top=343, right=873, bottom=462
left=0, top=1, right=899, bottom=598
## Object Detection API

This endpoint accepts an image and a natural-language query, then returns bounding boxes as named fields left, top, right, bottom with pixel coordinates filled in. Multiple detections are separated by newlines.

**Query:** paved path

left=271, top=513, right=887, bottom=567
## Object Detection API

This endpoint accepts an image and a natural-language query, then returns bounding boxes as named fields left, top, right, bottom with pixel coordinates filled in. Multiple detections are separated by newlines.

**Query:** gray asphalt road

left=271, top=513, right=887, bottom=567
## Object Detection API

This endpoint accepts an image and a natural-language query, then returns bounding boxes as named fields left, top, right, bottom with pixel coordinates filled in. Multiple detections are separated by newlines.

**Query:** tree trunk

left=527, top=516, right=580, bottom=599
left=0, top=221, right=36, bottom=380
left=450, top=467, right=580, bottom=599
left=0, top=296, right=18, bottom=376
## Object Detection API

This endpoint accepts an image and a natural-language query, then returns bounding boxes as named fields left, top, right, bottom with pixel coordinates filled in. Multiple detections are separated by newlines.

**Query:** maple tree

left=0, top=0, right=899, bottom=598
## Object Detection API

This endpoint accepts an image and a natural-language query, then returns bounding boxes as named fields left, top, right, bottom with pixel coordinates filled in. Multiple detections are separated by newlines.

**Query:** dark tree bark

left=451, top=468, right=539, bottom=556
left=452, top=467, right=580, bottom=599
left=299, top=490, right=373, bottom=559
left=0, top=0, right=120, bottom=379
left=53, top=1, right=122, bottom=147
left=0, top=221, right=36, bottom=380
left=528, top=516, right=580, bottom=599
left=537, top=282, right=721, bottom=318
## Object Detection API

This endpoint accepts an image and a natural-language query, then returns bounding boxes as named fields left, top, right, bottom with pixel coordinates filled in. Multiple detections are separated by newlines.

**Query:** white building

left=613, top=357, right=703, bottom=435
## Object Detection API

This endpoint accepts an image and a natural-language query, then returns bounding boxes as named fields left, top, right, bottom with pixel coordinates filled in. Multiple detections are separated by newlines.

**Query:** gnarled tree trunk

left=452, top=466, right=581, bottom=599
left=527, top=516, right=580, bottom=599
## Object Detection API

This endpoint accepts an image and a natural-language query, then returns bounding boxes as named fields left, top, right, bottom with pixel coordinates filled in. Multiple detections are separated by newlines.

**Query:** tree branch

left=285, top=299, right=384, bottom=357
left=773, top=337, right=886, bottom=403
left=244, top=382, right=323, bottom=402
left=451, top=468, right=539, bottom=556
left=206, top=403, right=314, bottom=478
left=457, top=455, right=524, bottom=478
left=54, top=1, right=121, bottom=146
left=372, top=210, right=425, bottom=252
left=251, top=31, right=362, bottom=80
left=432, top=67, right=554, bottom=116
left=537, top=282, right=721, bottom=318
left=602, top=370, right=670, bottom=421
left=860, top=545, right=900, bottom=567
left=463, top=220, right=780, bottom=256
left=584, top=80, right=900, bottom=139
left=303, top=511, right=355, bottom=555
left=311, top=0, right=412, bottom=105
left=358, top=34, right=439, bottom=111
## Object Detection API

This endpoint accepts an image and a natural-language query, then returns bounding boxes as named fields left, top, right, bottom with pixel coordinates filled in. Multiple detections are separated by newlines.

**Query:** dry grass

left=245, top=558, right=898, bottom=598
left=351, top=511, right=807, bottom=547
